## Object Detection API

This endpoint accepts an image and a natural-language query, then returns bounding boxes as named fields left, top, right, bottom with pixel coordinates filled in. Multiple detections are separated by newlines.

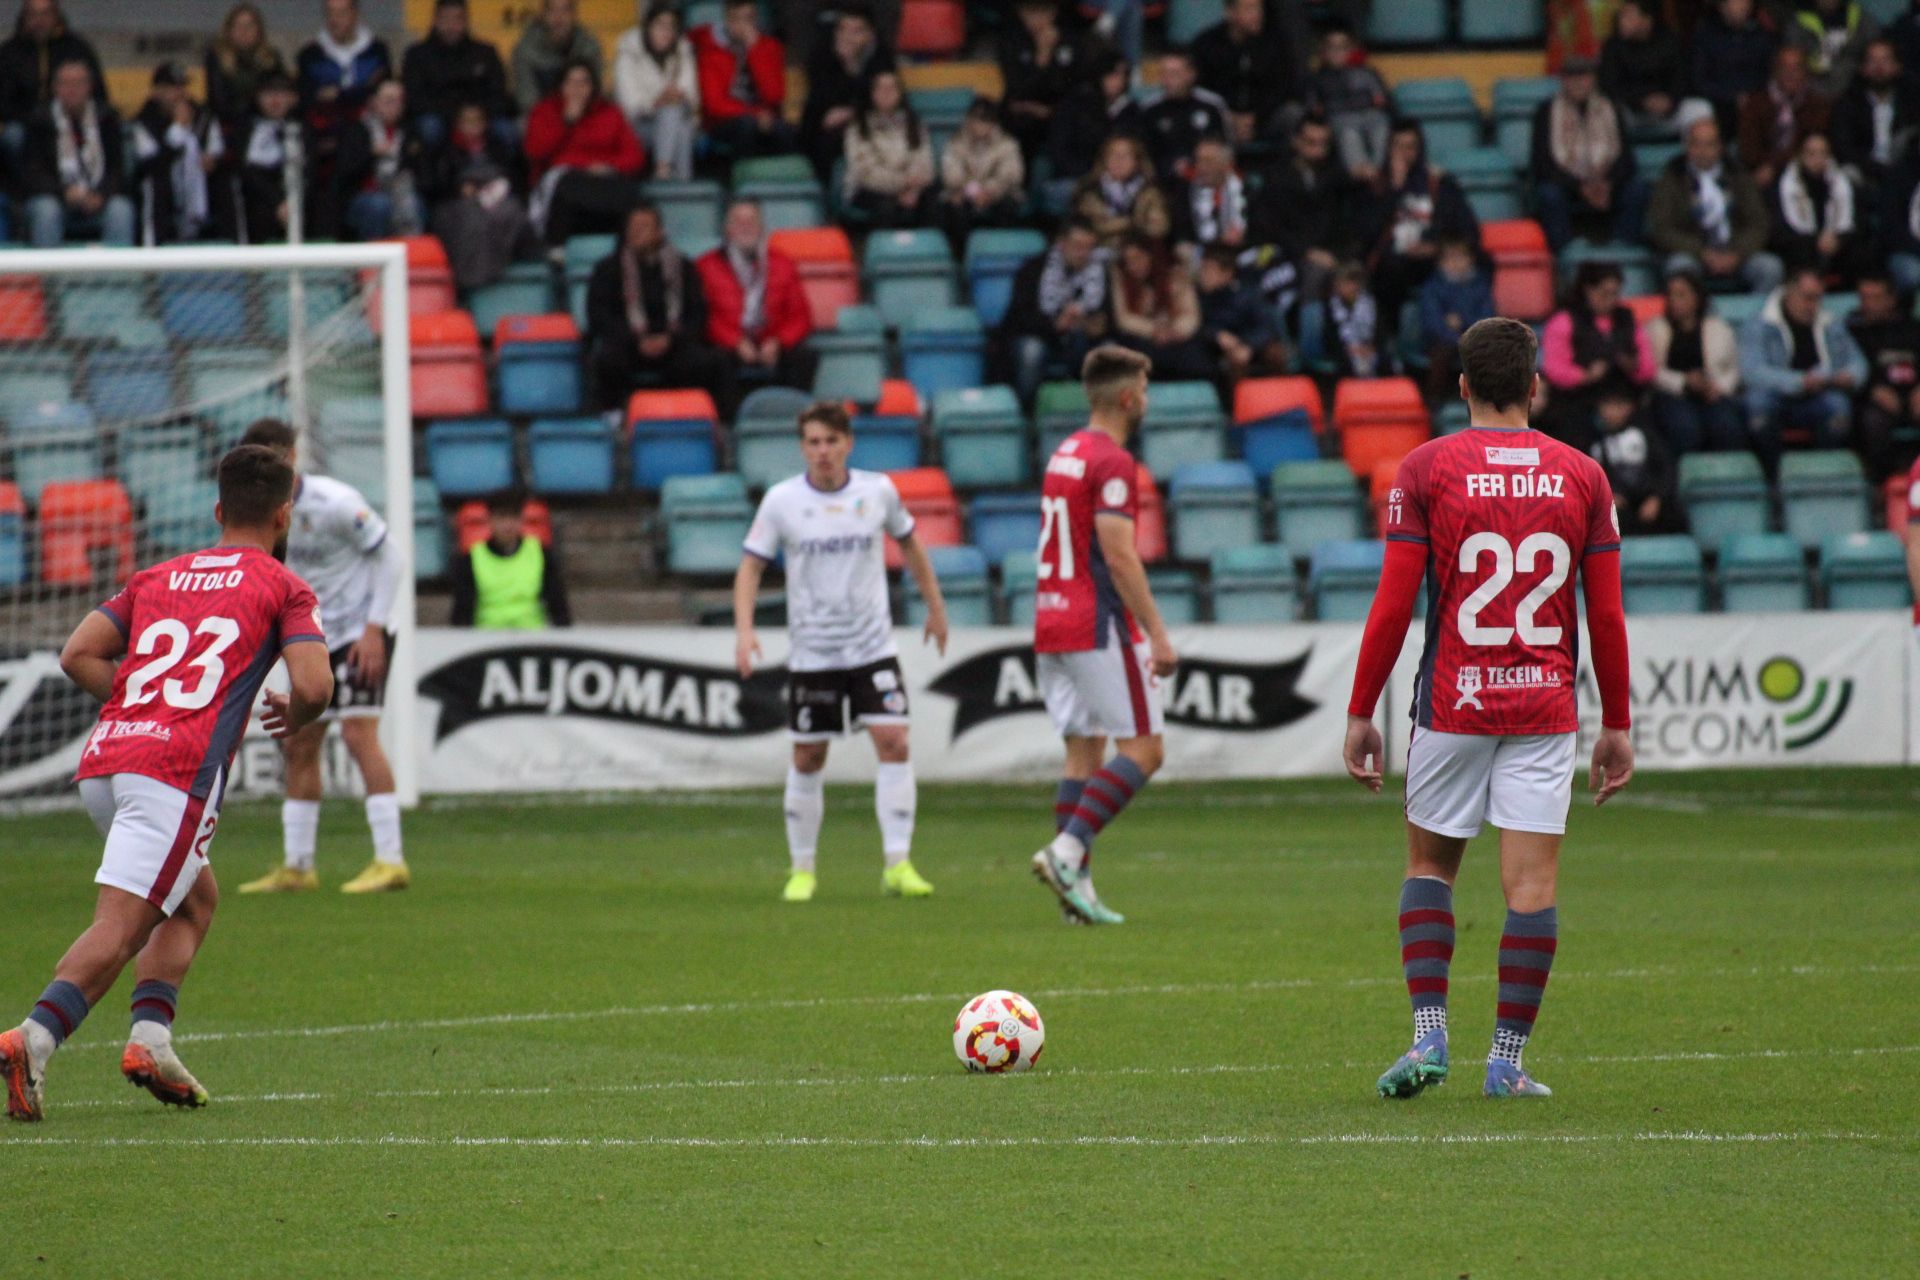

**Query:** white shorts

left=79, top=771, right=224, bottom=917
left=1404, top=728, right=1575, bottom=839
left=1036, top=623, right=1165, bottom=740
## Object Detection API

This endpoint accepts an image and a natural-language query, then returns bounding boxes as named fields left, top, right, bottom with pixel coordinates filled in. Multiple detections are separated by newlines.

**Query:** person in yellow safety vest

left=449, top=490, right=573, bottom=628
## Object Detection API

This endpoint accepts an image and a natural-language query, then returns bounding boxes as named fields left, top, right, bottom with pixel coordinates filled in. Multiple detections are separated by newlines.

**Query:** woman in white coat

left=614, top=2, right=700, bottom=181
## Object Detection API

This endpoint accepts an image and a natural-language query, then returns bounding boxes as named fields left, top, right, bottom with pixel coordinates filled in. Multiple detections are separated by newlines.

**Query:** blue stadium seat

left=904, top=544, right=991, bottom=626
left=1139, top=381, right=1226, bottom=474
left=1149, top=566, right=1201, bottom=624
left=932, top=385, right=1029, bottom=489
left=1210, top=543, right=1300, bottom=623
left=900, top=306, right=986, bottom=403
left=495, top=317, right=585, bottom=416
left=964, top=228, right=1047, bottom=329
left=1492, top=77, right=1560, bottom=169
left=7, top=402, right=102, bottom=503
left=1309, top=539, right=1385, bottom=621
left=1392, top=79, right=1483, bottom=155
left=630, top=420, right=716, bottom=491
left=159, top=274, right=250, bottom=342
left=1460, top=0, right=1544, bottom=42
left=119, top=424, right=206, bottom=512
left=662, top=473, right=753, bottom=575
left=1678, top=453, right=1770, bottom=552
left=1779, top=450, right=1869, bottom=550
left=1169, top=461, right=1261, bottom=562
left=0, top=485, right=24, bottom=588
left=465, top=262, right=557, bottom=336
left=528, top=417, right=616, bottom=495
left=85, top=349, right=174, bottom=421
left=1272, top=460, right=1364, bottom=555
left=1001, top=549, right=1038, bottom=626
left=425, top=418, right=517, bottom=498
left=848, top=414, right=924, bottom=472
left=1234, top=407, right=1319, bottom=475
left=1820, top=531, right=1912, bottom=609
left=649, top=180, right=724, bottom=256
left=968, top=492, right=1043, bottom=567
left=1621, top=535, right=1707, bottom=614
left=1718, top=532, right=1809, bottom=613
left=735, top=386, right=814, bottom=490
left=1368, top=0, right=1448, bottom=44
left=412, top=477, right=449, bottom=580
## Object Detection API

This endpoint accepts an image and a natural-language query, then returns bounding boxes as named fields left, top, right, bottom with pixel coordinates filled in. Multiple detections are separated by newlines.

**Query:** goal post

left=0, top=243, right=418, bottom=808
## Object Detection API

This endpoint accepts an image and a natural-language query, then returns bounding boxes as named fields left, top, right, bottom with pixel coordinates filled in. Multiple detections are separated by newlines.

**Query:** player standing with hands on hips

left=1344, top=317, right=1636, bottom=1100
left=733, top=403, right=949, bottom=902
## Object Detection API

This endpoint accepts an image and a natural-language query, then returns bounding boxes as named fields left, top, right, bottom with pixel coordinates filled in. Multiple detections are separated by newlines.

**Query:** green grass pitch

left=1, top=769, right=1915, bottom=1276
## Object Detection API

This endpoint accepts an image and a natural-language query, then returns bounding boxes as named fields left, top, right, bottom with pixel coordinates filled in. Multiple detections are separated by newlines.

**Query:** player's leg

left=241, top=718, right=325, bottom=893
left=1055, top=735, right=1107, bottom=832
left=339, top=715, right=410, bottom=893
left=121, top=868, right=217, bottom=1109
left=783, top=739, right=829, bottom=901
left=867, top=723, right=931, bottom=897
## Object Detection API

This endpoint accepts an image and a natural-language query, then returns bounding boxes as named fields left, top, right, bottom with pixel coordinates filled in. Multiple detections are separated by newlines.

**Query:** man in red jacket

left=698, top=199, right=818, bottom=405
left=691, top=0, right=795, bottom=157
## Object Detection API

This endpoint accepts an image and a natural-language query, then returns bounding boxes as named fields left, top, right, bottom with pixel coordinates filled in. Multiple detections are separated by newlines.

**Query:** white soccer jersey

left=288, top=473, right=388, bottom=647
left=744, top=469, right=914, bottom=672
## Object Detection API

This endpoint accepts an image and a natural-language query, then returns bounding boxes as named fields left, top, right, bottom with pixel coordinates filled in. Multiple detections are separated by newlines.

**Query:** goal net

left=0, top=244, right=416, bottom=809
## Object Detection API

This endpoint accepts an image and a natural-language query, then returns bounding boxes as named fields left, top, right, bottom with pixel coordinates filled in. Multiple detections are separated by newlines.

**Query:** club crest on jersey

left=1454, top=666, right=1485, bottom=710
left=1101, top=478, right=1130, bottom=506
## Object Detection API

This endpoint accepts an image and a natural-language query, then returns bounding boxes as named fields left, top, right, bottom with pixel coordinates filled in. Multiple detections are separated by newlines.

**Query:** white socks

left=365, top=793, right=404, bottom=866
left=282, top=799, right=319, bottom=871
left=784, top=767, right=824, bottom=873
left=20, top=1019, right=54, bottom=1071
left=875, top=762, right=916, bottom=866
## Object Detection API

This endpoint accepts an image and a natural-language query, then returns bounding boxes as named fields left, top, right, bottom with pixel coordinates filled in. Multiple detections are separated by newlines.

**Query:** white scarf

left=1548, top=93, right=1622, bottom=182
left=1777, top=162, right=1854, bottom=237
left=53, top=99, right=105, bottom=190
left=1189, top=172, right=1245, bottom=245
left=728, top=241, right=767, bottom=337
left=1097, top=171, right=1146, bottom=215
left=1331, top=291, right=1378, bottom=374
left=365, top=117, right=403, bottom=182
left=1037, top=244, right=1106, bottom=317
left=247, top=118, right=293, bottom=168
left=315, top=23, right=376, bottom=82
left=1690, top=164, right=1732, bottom=247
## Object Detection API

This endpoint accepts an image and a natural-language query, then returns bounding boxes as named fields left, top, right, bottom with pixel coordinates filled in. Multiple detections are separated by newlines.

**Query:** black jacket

left=0, top=26, right=104, bottom=123
left=1599, top=29, right=1687, bottom=114
left=22, top=100, right=125, bottom=199
left=1250, top=154, right=1352, bottom=259
left=1352, top=165, right=1479, bottom=266
left=1829, top=80, right=1920, bottom=176
left=238, top=116, right=313, bottom=243
left=1590, top=418, right=1676, bottom=519
left=1189, top=20, right=1295, bottom=131
left=449, top=535, right=573, bottom=627
left=997, top=26, right=1089, bottom=117
left=1529, top=96, right=1639, bottom=192
left=1847, top=310, right=1920, bottom=394
left=401, top=33, right=513, bottom=122
left=1140, top=90, right=1229, bottom=177
left=586, top=249, right=709, bottom=350
left=1044, top=83, right=1143, bottom=182
left=799, top=40, right=895, bottom=148
left=335, top=118, right=445, bottom=202
left=131, top=97, right=234, bottom=244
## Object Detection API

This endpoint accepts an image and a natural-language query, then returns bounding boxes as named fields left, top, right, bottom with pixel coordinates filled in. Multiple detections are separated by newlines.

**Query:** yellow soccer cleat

left=340, top=860, right=411, bottom=894
left=237, top=866, right=320, bottom=894
left=782, top=871, right=817, bottom=902
left=882, top=860, right=934, bottom=898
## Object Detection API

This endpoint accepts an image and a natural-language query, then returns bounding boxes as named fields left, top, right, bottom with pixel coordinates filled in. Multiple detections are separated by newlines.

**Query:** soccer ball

left=952, top=990, right=1045, bottom=1073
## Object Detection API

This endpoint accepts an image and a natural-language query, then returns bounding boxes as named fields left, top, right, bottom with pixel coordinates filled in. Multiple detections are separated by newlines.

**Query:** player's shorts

left=80, top=770, right=224, bottom=917
left=789, top=657, right=910, bottom=740
left=1404, top=728, right=1576, bottom=839
left=326, top=629, right=396, bottom=720
left=1036, top=624, right=1165, bottom=740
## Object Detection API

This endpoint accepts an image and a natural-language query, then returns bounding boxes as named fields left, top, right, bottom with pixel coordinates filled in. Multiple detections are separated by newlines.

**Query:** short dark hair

left=797, top=400, right=853, bottom=438
left=1061, top=215, right=1098, bottom=241
left=1458, top=318, right=1539, bottom=412
left=217, top=444, right=296, bottom=528
left=724, top=0, right=757, bottom=10
left=240, top=418, right=297, bottom=454
left=486, top=488, right=526, bottom=516
left=1786, top=264, right=1825, bottom=290
left=1200, top=244, right=1238, bottom=272
left=1082, top=343, right=1152, bottom=406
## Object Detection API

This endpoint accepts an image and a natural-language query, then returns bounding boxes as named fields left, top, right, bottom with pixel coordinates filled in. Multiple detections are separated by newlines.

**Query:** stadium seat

left=1001, top=549, right=1038, bottom=626
left=146, top=473, right=221, bottom=555
left=1481, top=220, right=1555, bottom=321
left=264, top=275, right=356, bottom=342
left=733, top=175, right=826, bottom=233
left=650, top=180, right=725, bottom=256
left=1035, top=380, right=1091, bottom=460
left=564, top=232, right=616, bottom=327
left=1210, top=543, right=1300, bottom=623
left=409, top=310, right=489, bottom=419
left=1435, top=401, right=1472, bottom=434
left=1334, top=377, right=1430, bottom=477
left=771, top=227, right=860, bottom=331
left=495, top=313, right=584, bottom=415
left=897, top=0, right=966, bottom=56
left=1368, top=0, right=1448, bottom=44
left=0, top=275, right=48, bottom=342
left=1718, top=532, right=1810, bottom=613
left=119, top=423, right=207, bottom=511
left=8, top=402, right=102, bottom=504
left=1714, top=292, right=1766, bottom=329
left=466, top=261, right=558, bottom=336
left=1633, top=139, right=1684, bottom=176
left=1820, top=531, right=1912, bottom=609
left=732, top=155, right=815, bottom=186
left=425, top=418, right=516, bottom=498
left=1139, top=381, right=1226, bottom=474
left=628, top=389, right=719, bottom=490
left=1778, top=450, right=1869, bottom=550
left=413, top=477, right=450, bottom=580
left=1393, top=79, right=1483, bottom=156
left=662, top=473, right=753, bottom=575
left=734, top=386, right=814, bottom=490
left=185, top=347, right=284, bottom=442
left=932, top=385, right=1030, bottom=489
left=84, top=349, right=174, bottom=421
left=1620, top=535, right=1707, bottom=614
left=1310, top=539, right=1385, bottom=621
left=849, top=413, right=924, bottom=472
left=1445, top=147, right=1527, bottom=223
left=38, top=479, right=133, bottom=585
left=1233, top=377, right=1323, bottom=477
left=901, top=306, right=986, bottom=403
left=528, top=417, right=616, bottom=494
left=1622, top=293, right=1666, bottom=327
left=1273, top=459, right=1365, bottom=553
left=1678, top=452, right=1770, bottom=553
left=1492, top=77, right=1560, bottom=169
left=886, top=467, right=962, bottom=569
left=0, top=355, right=78, bottom=424
left=904, top=544, right=991, bottom=625
left=1558, top=240, right=1658, bottom=298
left=1150, top=566, right=1201, bottom=624
left=809, top=303, right=887, bottom=406
left=55, top=280, right=163, bottom=346
left=863, top=228, right=958, bottom=330
left=1169, top=461, right=1261, bottom=562
left=158, top=273, right=249, bottom=343
left=968, top=491, right=1043, bottom=568
left=1460, top=0, right=1544, bottom=42
left=0, top=482, right=25, bottom=587
left=964, top=228, right=1047, bottom=329
left=400, top=236, right=458, bottom=315
left=1135, top=463, right=1168, bottom=563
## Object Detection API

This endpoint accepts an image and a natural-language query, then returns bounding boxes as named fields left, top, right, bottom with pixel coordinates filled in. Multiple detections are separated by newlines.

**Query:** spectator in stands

left=1737, top=45, right=1831, bottom=187
left=1172, top=134, right=1247, bottom=249
left=22, top=58, right=130, bottom=247
left=337, top=78, right=431, bottom=240
left=1141, top=49, right=1229, bottom=178
left=1044, top=49, right=1140, bottom=206
left=1192, top=0, right=1298, bottom=151
left=1740, top=265, right=1866, bottom=475
left=431, top=101, right=538, bottom=289
left=937, top=97, right=1024, bottom=254
left=238, top=71, right=306, bottom=244
left=692, top=0, right=791, bottom=158
left=1690, top=0, right=1780, bottom=134
left=132, top=61, right=233, bottom=246
left=1646, top=269, right=1746, bottom=453
left=1769, top=131, right=1868, bottom=282
left=801, top=2, right=893, bottom=181
left=524, top=58, right=647, bottom=244
left=1109, top=232, right=1214, bottom=380
left=1880, top=132, right=1920, bottom=294
left=1072, top=132, right=1170, bottom=248
left=588, top=200, right=727, bottom=411
left=512, top=0, right=602, bottom=113
left=450, top=491, right=573, bottom=629
left=1324, top=259, right=1386, bottom=378
left=1787, top=0, right=1878, bottom=99
left=1843, top=271, right=1919, bottom=480
left=698, top=199, right=817, bottom=409
left=1600, top=0, right=1688, bottom=134
left=1647, top=113, right=1783, bottom=294
left=1590, top=378, right=1682, bottom=535
left=999, top=216, right=1108, bottom=404
left=205, top=3, right=291, bottom=136
left=0, top=0, right=103, bottom=165
left=1530, top=54, right=1648, bottom=251
left=1196, top=244, right=1285, bottom=388
left=1250, top=115, right=1351, bottom=306
left=999, top=0, right=1086, bottom=163
left=1541, top=261, right=1656, bottom=452
left=1306, top=22, right=1390, bottom=180
left=296, top=0, right=392, bottom=139
left=402, top=0, right=512, bottom=147
left=614, top=1, right=700, bottom=181
left=1829, top=37, right=1918, bottom=186
left=844, top=70, right=934, bottom=227
left=1082, top=0, right=1143, bottom=66
left=1352, top=119, right=1479, bottom=330
left=1417, top=236, right=1495, bottom=401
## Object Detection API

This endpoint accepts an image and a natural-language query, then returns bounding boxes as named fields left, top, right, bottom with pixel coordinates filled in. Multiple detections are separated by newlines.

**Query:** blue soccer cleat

left=1375, top=1028, right=1449, bottom=1099
left=1483, top=1059, right=1553, bottom=1098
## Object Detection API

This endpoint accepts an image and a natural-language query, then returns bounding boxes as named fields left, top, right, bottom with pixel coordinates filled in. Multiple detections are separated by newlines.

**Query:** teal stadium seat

left=662, top=473, right=754, bottom=576
left=900, top=306, right=986, bottom=404
left=1034, top=381, right=1090, bottom=461
left=967, top=492, right=1043, bottom=567
left=905, top=544, right=991, bottom=626
left=734, top=386, right=814, bottom=491
left=1718, top=532, right=1809, bottom=613
left=1169, top=461, right=1261, bottom=562
left=465, top=261, right=558, bottom=337
left=56, top=279, right=163, bottom=347
left=809, top=303, right=888, bottom=406
left=933, top=385, right=1029, bottom=489
left=412, top=477, right=449, bottom=580
left=1309, top=539, right=1385, bottom=621
left=1559, top=239, right=1658, bottom=298
left=733, top=172, right=827, bottom=233
left=7, top=402, right=102, bottom=503
left=1368, top=0, right=1448, bottom=44
left=1139, top=381, right=1226, bottom=474
left=1001, top=549, right=1038, bottom=626
left=1492, top=77, right=1560, bottom=169
left=1272, top=459, right=1365, bottom=555
left=1820, top=531, right=1912, bottom=609
left=146, top=475, right=221, bottom=555
left=1209, top=543, right=1300, bottom=623
left=1444, top=147, right=1526, bottom=223
left=863, top=228, right=957, bottom=330
left=648, top=180, right=724, bottom=257
left=315, top=397, right=388, bottom=500
left=1678, top=452, right=1770, bottom=553
left=0, top=355, right=78, bottom=425
left=1149, top=566, right=1201, bottom=624
left=1620, top=535, right=1707, bottom=614
left=186, top=347, right=285, bottom=443
left=119, top=424, right=207, bottom=513
left=1460, top=0, right=1544, bottom=42
left=1392, top=79, right=1483, bottom=157
left=1778, top=450, right=1869, bottom=550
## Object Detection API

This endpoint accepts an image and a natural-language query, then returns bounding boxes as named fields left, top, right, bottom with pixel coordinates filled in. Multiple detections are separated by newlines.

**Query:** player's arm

left=59, top=610, right=128, bottom=703
left=262, top=641, right=336, bottom=738
left=732, top=551, right=768, bottom=678
left=349, top=534, right=404, bottom=687
left=1582, top=472, right=1635, bottom=806
left=1905, top=515, right=1920, bottom=637
left=1094, top=513, right=1177, bottom=675
left=896, top=531, right=949, bottom=656
left=1342, top=538, right=1427, bottom=792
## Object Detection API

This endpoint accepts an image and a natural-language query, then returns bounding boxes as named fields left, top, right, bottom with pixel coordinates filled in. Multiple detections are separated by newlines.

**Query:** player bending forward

left=1345, top=318, right=1635, bottom=1100
left=734, top=402, right=950, bottom=902
left=1030, top=346, right=1179, bottom=926
left=236, top=419, right=411, bottom=895
left=1, top=446, right=334, bottom=1121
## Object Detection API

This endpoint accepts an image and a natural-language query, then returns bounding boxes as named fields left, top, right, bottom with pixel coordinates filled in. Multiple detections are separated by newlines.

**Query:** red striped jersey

left=1383, top=427, right=1619, bottom=735
left=1035, top=428, right=1142, bottom=653
left=77, top=546, right=325, bottom=797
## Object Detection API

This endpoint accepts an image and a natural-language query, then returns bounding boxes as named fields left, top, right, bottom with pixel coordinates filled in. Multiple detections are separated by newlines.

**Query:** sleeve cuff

left=95, top=606, right=128, bottom=637
left=1385, top=533, right=1428, bottom=545
left=1585, top=542, right=1622, bottom=556
left=742, top=545, right=776, bottom=562
left=282, top=633, right=327, bottom=647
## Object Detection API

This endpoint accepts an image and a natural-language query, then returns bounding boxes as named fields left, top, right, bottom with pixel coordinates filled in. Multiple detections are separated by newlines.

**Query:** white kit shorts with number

left=1404, top=728, right=1576, bottom=839
left=1037, top=621, right=1165, bottom=740
left=80, top=770, right=224, bottom=917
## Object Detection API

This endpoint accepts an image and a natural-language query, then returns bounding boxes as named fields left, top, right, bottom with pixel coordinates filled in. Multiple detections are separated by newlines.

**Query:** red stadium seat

left=1342, top=422, right=1430, bottom=479
left=1134, top=463, right=1167, bottom=564
left=409, top=310, right=489, bottom=418
left=627, top=388, right=719, bottom=424
left=885, top=467, right=960, bottom=568
left=873, top=379, right=921, bottom=417
left=897, top=0, right=966, bottom=55
left=39, top=480, right=133, bottom=586
left=0, top=276, right=48, bottom=342
left=1885, top=474, right=1911, bottom=534
left=493, top=313, right=580, bottom=348
left=770, top=227, right=860, bottom=330
left=1368, top=458, right=1400, bottom=527
left=888, top=467, right=955, bottom=502
left=1481, top=219, right=1555, bottom=321
left=768, top=227, right=854, bottom=265
left=0, top=483, right=20, bottom=517
left=1333, top=377, right=1425, bottom=427
left=1234, top=376, right=1325, bottom=431
left=455, top=498, right=553, bottom=553
left=1480, top=219, right=1548, bottom=255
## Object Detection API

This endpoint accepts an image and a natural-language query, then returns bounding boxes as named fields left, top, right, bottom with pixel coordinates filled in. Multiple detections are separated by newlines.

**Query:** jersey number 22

left=1456, top=532, right=1570, bottom=646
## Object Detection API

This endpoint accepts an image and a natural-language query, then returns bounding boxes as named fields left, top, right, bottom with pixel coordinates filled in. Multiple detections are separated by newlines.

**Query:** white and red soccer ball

left=952, top=990, right=1045, bottom=1073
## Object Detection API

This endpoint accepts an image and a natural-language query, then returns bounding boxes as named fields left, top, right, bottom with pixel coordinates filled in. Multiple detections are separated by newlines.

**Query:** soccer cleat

left=1031, top=838, right=1124, bottom=925
left=1484, top=1059, right=1553, bottom=1098
left=1375, top=1028, right=1449, bottom=1099
left=0, top=1027, right=44, bottom=1122
left=881, top=861, right=933, bottom=898
left=782, top=870, right=817, bottom=902
left=122, top=1030, right=208, bottom=1110
left=237, top=865, right=320, bottom=894
left=340, top=860, right=410, bottom=894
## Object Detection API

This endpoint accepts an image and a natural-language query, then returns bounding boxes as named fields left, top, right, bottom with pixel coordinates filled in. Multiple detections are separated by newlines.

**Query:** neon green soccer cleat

left=782, top=871, right=817, bottom=902
left=881, top=861, right=933, bottom=898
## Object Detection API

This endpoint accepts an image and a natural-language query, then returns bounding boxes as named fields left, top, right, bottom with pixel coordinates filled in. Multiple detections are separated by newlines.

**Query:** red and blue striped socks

left=131, top=980, right=178, bottom=1033
left=1054, top=779, right=1086, bottom=832
left=1492, top=906, right=1558, bottom=1066
left=1061, top=757, right=1150, bottom=850
left=1399, top=877, right=1454, bottom=1039
left=27, top=980, right=90, bottom=1049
